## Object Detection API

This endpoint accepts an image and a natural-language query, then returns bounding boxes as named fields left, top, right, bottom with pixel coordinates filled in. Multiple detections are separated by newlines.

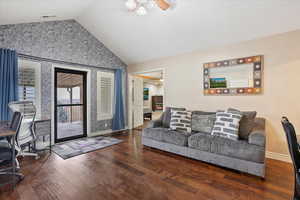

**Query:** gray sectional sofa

left=142, top=108, right=266, bottom=178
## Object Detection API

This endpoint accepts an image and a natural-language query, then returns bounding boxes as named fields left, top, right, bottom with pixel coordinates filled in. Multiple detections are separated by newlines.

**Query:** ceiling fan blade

left=154, top=0, right=170, bottom=10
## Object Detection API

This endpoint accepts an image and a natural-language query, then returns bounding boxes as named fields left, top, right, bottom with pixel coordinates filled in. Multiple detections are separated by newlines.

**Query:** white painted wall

left=128, top=29, right=300, bottom=157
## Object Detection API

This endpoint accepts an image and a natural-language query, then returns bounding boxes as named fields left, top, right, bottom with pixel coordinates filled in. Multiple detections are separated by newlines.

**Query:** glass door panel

left=54, top=68, right=87, bottom=143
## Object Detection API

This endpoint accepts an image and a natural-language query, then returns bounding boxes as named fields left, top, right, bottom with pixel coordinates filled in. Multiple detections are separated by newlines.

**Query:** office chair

left=0, top=111, right=24, bottom=182
left=281, top=117, right=300, bottom=200
left=8, top=101, right=39, bottom=160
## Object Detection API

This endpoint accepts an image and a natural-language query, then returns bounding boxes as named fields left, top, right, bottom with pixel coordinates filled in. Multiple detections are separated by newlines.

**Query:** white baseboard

left=266, top=151, right=291, bottom=163
left=89, top=126, right=129, bottom=137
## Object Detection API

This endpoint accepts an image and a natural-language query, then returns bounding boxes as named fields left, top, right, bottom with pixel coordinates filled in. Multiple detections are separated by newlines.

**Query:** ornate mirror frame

left=203, top=55, right=263, bottom=95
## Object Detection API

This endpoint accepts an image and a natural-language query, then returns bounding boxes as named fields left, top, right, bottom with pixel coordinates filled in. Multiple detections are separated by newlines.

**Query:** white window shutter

left=97, top=71, right=115, bottom=120
left=18, top=65, right=36, bottom=101
left=18, top=59, right=41, bottom=118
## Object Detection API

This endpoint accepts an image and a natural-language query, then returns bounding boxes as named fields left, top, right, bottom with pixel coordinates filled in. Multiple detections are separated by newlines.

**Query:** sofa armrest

left=248, top=118, right=266, bottom=147
left=146, top=112, right=165, bottom=128
left=147, top=119, right=162, bottom=128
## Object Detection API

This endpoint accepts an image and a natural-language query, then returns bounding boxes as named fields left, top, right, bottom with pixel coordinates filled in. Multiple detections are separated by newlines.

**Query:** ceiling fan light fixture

left=136, top=6, right=147, bottom=15
left=165, top=0, right=177, bottom=9
left=154, top=0, right=170, bottom=10
left=146, top=0, right=156, bottom=10
left=125, top=0, right=137, bottom=10
left=125, top=0, right=176, bottom=15
left=137, top=0, right=148, bottom=3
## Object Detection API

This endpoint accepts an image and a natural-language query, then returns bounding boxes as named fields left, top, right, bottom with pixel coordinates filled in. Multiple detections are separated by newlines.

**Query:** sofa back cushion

left=191, top=111, right=216, bottom=134
left=170, top=110, right=192, bottom=133
left=211, top=110, right=242, bottom=141
left=162, top=107, right=186, bottom=128
left=228, top=108, right=257, bottom=140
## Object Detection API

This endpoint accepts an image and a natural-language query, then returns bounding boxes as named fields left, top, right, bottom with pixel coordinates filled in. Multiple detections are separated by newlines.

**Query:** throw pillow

left=170, top=110, right=192, bottom=133
left=228, top=108, right=257, bottom=140
left=211, top=111, right=242, bottom=141
left=162, top=107, right=186, bottom=128
left=191, top=111, right=216, bottom=134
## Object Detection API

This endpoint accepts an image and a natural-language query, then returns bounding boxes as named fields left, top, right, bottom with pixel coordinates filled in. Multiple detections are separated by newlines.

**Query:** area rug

left=52, top=136, right=123, bottom=159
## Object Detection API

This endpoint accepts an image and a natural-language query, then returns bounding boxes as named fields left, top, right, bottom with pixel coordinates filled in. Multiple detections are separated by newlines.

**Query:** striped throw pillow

left=170, top=110, right=192, bottom=134
left=211, top=111, right=242, bottom=140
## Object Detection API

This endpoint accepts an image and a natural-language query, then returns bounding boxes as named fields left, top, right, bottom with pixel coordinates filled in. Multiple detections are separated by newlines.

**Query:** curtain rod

left=18, top=53, right=121, bottom=71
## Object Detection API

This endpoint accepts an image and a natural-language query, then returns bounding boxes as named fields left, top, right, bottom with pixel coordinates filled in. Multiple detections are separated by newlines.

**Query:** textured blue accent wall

left=0, top=20, right=127, bottom=132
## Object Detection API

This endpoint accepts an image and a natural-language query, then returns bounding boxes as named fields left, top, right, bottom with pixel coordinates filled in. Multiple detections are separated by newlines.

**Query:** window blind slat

left=19, top=68, right=35, bottom=86
left=101, top=77, right=112, bottom=115
left=18, top=67, right=36, bottom=101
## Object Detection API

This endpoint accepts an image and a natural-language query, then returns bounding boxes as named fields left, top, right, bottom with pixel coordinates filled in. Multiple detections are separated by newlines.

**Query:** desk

left=0, top=121, right=17, bottom=188
left=0, top=121, right=15, bottom=137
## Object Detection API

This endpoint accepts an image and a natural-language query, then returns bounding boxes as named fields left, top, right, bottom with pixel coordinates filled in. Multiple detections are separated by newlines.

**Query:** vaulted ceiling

left=1, top=0, right=300, bottom=65
left=0, top=0, right=95, bottom=24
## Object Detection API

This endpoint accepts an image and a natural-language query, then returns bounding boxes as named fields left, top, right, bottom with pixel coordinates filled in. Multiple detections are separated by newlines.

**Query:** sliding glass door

left=54, top=68, right=87, bottom=143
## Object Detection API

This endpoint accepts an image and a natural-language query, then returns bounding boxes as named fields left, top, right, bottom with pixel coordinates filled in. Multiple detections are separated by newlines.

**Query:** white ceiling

left=2, top=0, right=300, bottom=65
left=0, top=0, right=95, bottom=25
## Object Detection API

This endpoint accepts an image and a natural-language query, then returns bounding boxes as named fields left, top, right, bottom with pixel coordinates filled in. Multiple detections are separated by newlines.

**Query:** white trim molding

left=266, top=151, right=291, bottom=163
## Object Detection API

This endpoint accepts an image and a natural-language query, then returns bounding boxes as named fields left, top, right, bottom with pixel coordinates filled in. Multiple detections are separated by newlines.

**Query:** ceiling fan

left=125, top=0, right=177, bottom=16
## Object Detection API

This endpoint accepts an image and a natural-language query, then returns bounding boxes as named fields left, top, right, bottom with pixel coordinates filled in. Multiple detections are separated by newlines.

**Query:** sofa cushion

left=228, top=108, right=257, bottom=140
left=162, top=130, right=190, bottom=146
left=248, top=118, right=266, bottom=147
left=142, top=128, right=190, bottom=147
left=162, top=107, right=186, bottom=128
left=211, top=110, right=242, bottom=141
left=191, top=112, right=216, bottom=134
left=211, top=136, right=265, bottom=163
left=142, top=127, right=168, bottom=142
left=188, top=132, right=213, bottom=152
left=146, top=119, right=163, bottom=128
left=170, top=110, right=192, bottom=133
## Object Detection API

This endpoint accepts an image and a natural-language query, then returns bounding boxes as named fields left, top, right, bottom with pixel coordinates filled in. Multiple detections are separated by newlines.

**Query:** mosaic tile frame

left=203, top=55, right=263, bottom=95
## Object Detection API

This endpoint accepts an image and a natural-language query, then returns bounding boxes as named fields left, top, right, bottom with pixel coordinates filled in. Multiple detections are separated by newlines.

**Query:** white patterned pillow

left=170, top=110, right=192, bottom=133
left=211, top=111, right=242, bottom=140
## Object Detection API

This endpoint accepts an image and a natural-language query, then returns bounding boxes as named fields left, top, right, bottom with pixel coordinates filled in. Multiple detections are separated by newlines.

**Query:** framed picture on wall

left=203, top=55, right=263, bottom=95
left=144, top=88, right=149, bottom=100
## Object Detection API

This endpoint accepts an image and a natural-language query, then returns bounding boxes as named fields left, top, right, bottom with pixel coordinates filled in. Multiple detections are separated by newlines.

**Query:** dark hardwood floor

left=0, top=127, right=294, bottom=200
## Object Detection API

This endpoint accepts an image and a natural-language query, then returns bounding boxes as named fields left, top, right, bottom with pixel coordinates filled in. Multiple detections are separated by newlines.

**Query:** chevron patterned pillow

left=211, top=111, right=242, bottom=140
left=170, top=110, right=192, bottom=134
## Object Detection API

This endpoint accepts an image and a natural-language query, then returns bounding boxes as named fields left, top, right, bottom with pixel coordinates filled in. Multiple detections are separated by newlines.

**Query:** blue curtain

left=0, top=48, right=19, bottom=121
left=112, top=69, right=125, bottom=130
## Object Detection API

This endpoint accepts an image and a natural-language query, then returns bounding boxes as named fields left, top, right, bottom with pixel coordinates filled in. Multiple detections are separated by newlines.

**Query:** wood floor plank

left=0, top=127, right=294, bottom=200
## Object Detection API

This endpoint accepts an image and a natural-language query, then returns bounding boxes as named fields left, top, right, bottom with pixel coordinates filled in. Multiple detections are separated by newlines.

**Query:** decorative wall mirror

left=203, top=55, right=263, bottom=95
